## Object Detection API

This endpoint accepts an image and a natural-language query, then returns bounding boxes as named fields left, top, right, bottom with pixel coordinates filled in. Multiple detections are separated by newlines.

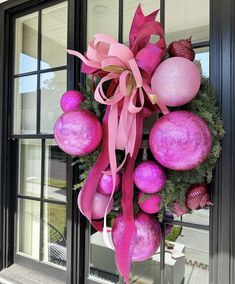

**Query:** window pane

left=195, top=47, right=209, bottom=77
left=41, top=2, right=68, bottom=69
left=89, top=230, right=120, bottom=283
left=165, top=225, right=209, bottom=283
left=14, top=75, right=37, bottom=134
left=165, top=0, right=209, bottom=44
left=123, top=0, right=160, bottom=45
left=87, top=0, right=119, bottom=43
left=43, top=203, right=67, bottom=267
left=15, top=12, right=38, bottom=74
left=17, top=199, right=40, bottom=259
left=40, top=70, right=66, bottom=134
left=44, top=140, right=67, bottom=202
left=18, top=140, right=41, bottom=197
left=182, top=208, right=210, bottom=226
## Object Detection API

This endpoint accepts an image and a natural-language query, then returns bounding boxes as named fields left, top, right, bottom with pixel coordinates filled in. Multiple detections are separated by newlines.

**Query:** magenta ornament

left=171, top=201, right=190, bottom=216
left=91, top=192, right=114, bottom=220
left=112, top=212, right=162, bottom=262
left=186, top=184, right=213, bottom=210
left=54, top=110, right=102, bottom=156
left=97, top=172, right=121, bottom=195
left=60, top=90, right=85, bottom=112
left=151, top=57, right=201, bottom=107
left=138, top=193, right=161, bottom=214
left=149, top=111, right=212, bottom=170
left=133, top=161, right=166, bottom=193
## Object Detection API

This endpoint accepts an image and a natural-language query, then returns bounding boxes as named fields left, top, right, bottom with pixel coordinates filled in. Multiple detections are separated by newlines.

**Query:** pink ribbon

left=71, top=5, right=168, bottom=283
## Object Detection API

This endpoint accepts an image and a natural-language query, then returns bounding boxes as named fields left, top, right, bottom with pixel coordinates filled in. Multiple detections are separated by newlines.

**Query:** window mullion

left=36, top=9, right=42, bottom=135
left=39, top=139, right=45, bottom=262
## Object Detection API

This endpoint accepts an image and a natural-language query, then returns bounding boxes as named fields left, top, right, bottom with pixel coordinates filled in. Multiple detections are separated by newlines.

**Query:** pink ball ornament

left=138, top=193, right=161, bottom=214
left=60, top=90, right=85, bottom=112
left=97, top=172, right=121, bottom=195
left=54, top=110, right=102, bottom=156
left=112, top=212, right=162, bottom=261
left=151, top=57, right=201, bottom=107
left=133, top=161, right=166, bottom=193
left=149, top=111, right=212, bottom=170
left=91, top=192, right=114, bottom=220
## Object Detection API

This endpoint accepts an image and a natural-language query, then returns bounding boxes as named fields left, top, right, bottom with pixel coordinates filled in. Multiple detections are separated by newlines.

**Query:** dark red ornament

left=168, top=37, right=195, bottom=61
left=171, top=201, right=190, bottom=216
left=186, top=184, right=213, bottom=210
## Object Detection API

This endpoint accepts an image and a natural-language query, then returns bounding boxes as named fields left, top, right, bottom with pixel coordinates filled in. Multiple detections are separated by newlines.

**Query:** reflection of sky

left=195, top=52, right=209, bottom=77
left=19, top=53, right=54, bottom=93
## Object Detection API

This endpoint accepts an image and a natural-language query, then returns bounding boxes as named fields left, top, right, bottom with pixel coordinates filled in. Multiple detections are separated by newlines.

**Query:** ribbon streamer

left=71, top=5, right=168, bottom=283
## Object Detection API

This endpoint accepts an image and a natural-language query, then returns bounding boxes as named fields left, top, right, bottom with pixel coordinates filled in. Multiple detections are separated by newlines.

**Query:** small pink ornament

left=91, top=192, right=114, bottom=220
left=97, top=172, right=121, bottom=195
left=151, top=57, right=201, bottom=106
left=112, top=212, right=162, bottom=261
left=133, top=161, right=166, bottom=193
left=149, top=111, right=212, bottom=170
left=54, top=110, right=102, bottom=156
left=171, top=201, right=190, bottom=216
left=60, top=90, right=85, bottom=112
left=138, top=193, right=161, bottom=214
left=186, top=184, right=213, bottom=210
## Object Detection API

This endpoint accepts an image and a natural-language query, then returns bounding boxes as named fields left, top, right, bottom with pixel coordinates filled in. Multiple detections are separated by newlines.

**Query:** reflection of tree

left=40, top=73, right=65, bottom=131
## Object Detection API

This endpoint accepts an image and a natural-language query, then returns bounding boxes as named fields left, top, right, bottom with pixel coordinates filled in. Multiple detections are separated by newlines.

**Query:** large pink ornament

left=60, top=90, right=85, bottom=112
left=97, top=172, right=121, bottom=195
left=151, top=57, right=201, bottom=106
left=91, top=192, right=114, bottom=220
left=149, top=111, right=212, bottom=170
left=112, top=212, right=162, bottom=262
left=138, top=193, right=161, bottom=214
left=133, top=161, right=166, bottom=193
left=54, top=110, right=102, bottom=156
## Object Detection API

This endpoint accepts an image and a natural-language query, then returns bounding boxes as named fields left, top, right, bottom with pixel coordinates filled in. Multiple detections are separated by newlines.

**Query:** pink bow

left=70, top=5, right=168, bottom=283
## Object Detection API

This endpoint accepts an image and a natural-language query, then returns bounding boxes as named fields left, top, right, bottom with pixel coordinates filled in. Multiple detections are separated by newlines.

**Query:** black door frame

left=0, top=0, right=235, bottom=283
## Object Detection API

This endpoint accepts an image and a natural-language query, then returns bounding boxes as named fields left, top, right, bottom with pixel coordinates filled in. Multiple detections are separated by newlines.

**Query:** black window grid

left=12, top=0, right=68, bottom=267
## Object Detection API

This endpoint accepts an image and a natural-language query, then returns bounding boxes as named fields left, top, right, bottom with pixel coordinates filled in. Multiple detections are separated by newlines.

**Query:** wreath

left=54, top=4, right=224, bottom=283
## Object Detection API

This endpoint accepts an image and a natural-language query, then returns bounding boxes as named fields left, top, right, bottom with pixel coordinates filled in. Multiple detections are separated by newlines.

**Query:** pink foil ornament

left=54, top=110, right=102, bottom=156
left=171, top=201, right=190, bottom=216
left=60, top=90, right=85, bottom=112
left=97, top=172, right=121, bottom=195
left=90, top=192, right=114, bottom=220
left=149, top=111, right=212, bottom=170
left=112, top=212, right=162, bottom=262
left=186, top=184, right=213, bottom=210
left=138, top=193, right=161, bottom=214
left=133, top=161, right=166, bottom=193
left=151, top=57, right=201, bottom=107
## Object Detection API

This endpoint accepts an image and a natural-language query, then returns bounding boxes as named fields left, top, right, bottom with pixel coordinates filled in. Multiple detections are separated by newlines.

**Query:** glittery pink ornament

left=91, top=192, right=114, bottom=220
left=133, top=161, right=166, bottom=193
left=97, top=172, right=121, bottom=195
left=149, top=111, right=212, bottom=170
left=112, top=212, right=162, bottom=261
left=138, top=193, right=161, bottom=214
left=151, top=57, right=201, bottom=106
left=186, top=184, right=213, bottom=210
left=54, top=110, right=102, bottom=156
left=60, top=90, right=85, bottom=112
left=171, top=201, right=190, bottom=216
